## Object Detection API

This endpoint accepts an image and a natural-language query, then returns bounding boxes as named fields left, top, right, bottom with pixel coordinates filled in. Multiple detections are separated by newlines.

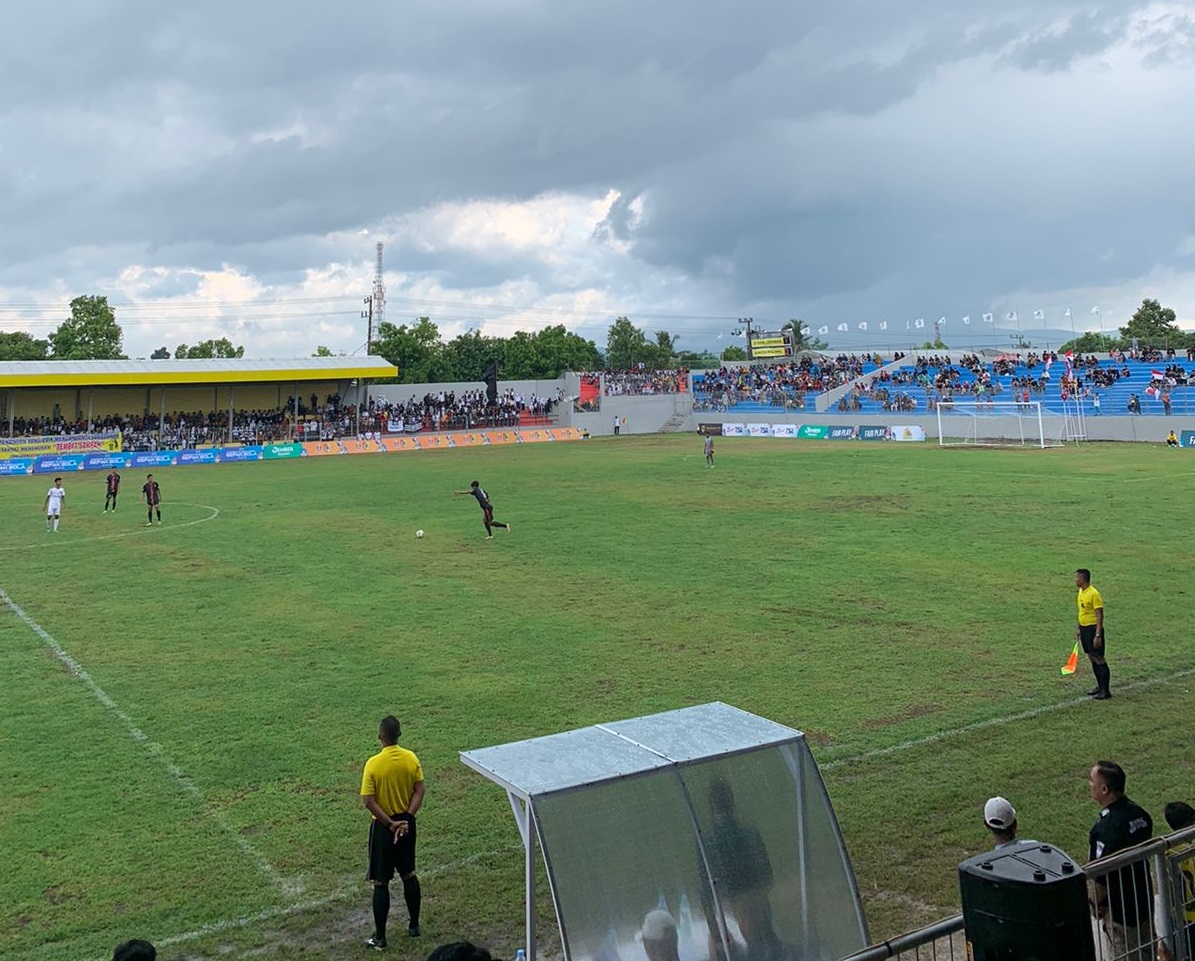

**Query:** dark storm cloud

left=0, top=0, right=1191, bottom=353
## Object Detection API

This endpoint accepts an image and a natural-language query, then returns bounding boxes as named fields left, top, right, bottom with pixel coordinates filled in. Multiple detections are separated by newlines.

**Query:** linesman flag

left=1060, top=642, right=1080, bottom=676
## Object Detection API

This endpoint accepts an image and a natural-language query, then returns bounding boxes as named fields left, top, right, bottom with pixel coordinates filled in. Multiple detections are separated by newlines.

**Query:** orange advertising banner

left=418, top=434, right=454, bottom=449
left=485, top=430, right=520, bottom=446
left=452, top=432, right=488, bottom=447
left=340, top=439, right=384, bottom=455
left=551, top=427, right=582, bottom=440
left=301, top=441, right=341, bottom=456
left=518, top=429, right=553, bottom=443
left=382, top=436, right=422, bottom=451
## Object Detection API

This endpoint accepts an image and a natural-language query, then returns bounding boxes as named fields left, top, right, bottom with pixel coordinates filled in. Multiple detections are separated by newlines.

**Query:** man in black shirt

left=104, top=470, right=121, bottom=513
left=1088, top=760, right=1153, bottom=960
left=142, top=474, right=162, bottom=526
left=453, top=481, right=510, bottom=539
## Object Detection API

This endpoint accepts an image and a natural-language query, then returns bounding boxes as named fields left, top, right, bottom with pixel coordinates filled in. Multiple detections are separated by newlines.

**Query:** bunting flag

left=858, top=322, right=868, bottom=331
left=1006, top=311, right=1019, bottom=322
left=962, top=315, right=971, bottom=325
left=1060, top=642, right=1080, bottom=676
left=879, top=320, right=888, bottom=331
left=1064, top=308, right=1073, bottom=318
left=906, top=321, right=911, bottom=330
left=801, top=327, right=812, bottom=337
left=914, top=318, right=925, bottom=329
left=938, top=316, right=947, bottom=326
left=1033, top=309, right=1045, bottom=320
left=982, top=313, right=994, bottom=323
left=818, top=326, right=829, bottom=335
left=1091, top=306, right=1101, bottom=315
left=837, top=323, right=849, bottom=332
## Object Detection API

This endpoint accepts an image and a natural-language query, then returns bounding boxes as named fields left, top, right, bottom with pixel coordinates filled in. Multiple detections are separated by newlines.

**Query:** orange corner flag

left=1060, top=642, right=1080, bottom=676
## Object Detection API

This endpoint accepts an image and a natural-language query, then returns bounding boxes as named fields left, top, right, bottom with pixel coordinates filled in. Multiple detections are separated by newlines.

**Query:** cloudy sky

left=1, top=0, right=1193, bottom=358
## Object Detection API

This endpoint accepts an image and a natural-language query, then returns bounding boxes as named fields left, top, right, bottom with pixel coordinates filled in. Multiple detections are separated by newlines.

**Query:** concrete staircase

left=659, top=413, right=689, bottom=433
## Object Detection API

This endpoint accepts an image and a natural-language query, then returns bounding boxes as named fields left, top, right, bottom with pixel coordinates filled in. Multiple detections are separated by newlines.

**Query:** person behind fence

left=983, top=796, right=1034, bottom=850
left=1088, top=760, right=1154, bottom=961
left=640, top=909, right=682, bottom=961
left=1156, top=801, right=1195, bottom=961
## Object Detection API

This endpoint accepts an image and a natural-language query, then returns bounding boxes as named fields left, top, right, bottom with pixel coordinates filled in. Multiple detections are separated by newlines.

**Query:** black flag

left=482, top=361, right=498, bottom=404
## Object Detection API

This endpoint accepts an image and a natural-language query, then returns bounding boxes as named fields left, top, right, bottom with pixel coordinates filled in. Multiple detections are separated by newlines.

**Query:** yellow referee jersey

left=1077, top=584, right=1104, bottom=626
left=361, top=745, right=424, bottom=817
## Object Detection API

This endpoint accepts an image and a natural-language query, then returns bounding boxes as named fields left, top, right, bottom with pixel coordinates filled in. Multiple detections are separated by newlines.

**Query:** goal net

left=936, top=400, right=1068, bottom=448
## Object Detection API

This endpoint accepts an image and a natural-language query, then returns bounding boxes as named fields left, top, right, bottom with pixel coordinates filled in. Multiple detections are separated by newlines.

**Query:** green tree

left=312, top=345, right=335, bottom=357
left=1058, top=331, right=1117, bottom=354
left=176, top=337, right=244, bottom=359
left=531, top=325, right=603, bottom=376
left=0, top=331, right=50, bottom=360
left=721, top=345, right=747, bottom=361
left=782, top=320, right=829, bottom=352
left=372, top=317, right=448, bottom=383
left=676, top=349, right=721, bottom=369
left=918, top=338, right=949, bottom=350
left=606, top=316, right=651, bottom=369
left=1119, top=298, right=1188, bottom=348
left=441, top=330, right=502, bottom=381
left=48, top=295, right=125, bottom=359
left=150, top=346, right=171, bottom=360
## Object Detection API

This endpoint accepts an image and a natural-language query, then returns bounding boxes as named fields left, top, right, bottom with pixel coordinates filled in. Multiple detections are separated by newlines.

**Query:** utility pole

left=737, top=316, right=754, bottom=359
left=362, top=296, right=373, bottom=353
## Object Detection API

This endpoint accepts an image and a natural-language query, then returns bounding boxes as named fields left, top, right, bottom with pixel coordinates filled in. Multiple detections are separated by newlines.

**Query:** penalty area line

left=0, top=584, right=295, bottom=898
left=819, top=665, right=1195, bottom=772
left=0, top=503, right=220, bottom=553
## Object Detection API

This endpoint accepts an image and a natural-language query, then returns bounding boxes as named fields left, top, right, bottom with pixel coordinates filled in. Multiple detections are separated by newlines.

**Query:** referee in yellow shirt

left=361, top=715, right=425, bottom=949
left=1075, top=568, right=1111, bottom=699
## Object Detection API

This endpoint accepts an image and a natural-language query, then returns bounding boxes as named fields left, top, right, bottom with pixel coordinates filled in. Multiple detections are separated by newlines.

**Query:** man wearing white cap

left=984, top=796, right=1034, bottom=850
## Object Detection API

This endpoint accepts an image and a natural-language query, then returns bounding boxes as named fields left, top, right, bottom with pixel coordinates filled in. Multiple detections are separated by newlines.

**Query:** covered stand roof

left=462, top=703, right=869, bottom=961
left=0, top=356, right=397, bottom=388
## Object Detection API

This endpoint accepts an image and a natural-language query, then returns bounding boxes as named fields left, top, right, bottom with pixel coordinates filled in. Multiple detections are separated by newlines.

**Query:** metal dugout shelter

left=461, top=702, right=868, bottom=961
left=0, top=356, right=397, bottom=441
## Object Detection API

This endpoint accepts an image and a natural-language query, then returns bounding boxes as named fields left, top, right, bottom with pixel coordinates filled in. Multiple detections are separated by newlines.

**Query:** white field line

left=819, top=665, right=1195, bottom=771
left=0, top=584, right=296, bottom=898
left=879, top=464, right=1174, bottom=485
left=0, top=503, right=220, bottom=552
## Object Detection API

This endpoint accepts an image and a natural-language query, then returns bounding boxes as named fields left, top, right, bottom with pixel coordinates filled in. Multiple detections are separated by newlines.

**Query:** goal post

left=936, top=400, right=1067, bottom=448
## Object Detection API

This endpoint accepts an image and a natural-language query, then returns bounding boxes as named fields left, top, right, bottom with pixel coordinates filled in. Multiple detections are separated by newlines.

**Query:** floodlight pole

left=508, top=792, right=537, bottom=961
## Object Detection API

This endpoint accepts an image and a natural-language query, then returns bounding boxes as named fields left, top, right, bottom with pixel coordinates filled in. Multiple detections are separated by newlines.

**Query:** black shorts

left=1079, top=624, right=1105, bottom=655
left=366, top=814, right=416, bottom=882
left=482, top=507, right=494, bottom=526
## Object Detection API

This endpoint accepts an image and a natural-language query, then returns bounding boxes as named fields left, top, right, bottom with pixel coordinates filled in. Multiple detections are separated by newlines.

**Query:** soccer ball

left=416, top=530, right=425, bottom=539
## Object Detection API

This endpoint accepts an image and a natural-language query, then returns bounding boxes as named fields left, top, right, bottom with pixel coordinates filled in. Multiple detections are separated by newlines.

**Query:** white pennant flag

left=858, top=322, right=868, bottom=331
left=1033, top=309, right=1045, bottom=320
left=906, top=321, right=911, bottom=330
left=1064, top=308, right=1072, bottom=318
left=938, top=316, right=947, bottom=325
left=1006, top=311, right=1018, bottom=321
left=837, top=323, right=849, bottom=332
left=962, top=315, right=971, bottom=325
left=1091, top=306, right=1101, bottom=315
left=800, top=327, right=811, bottom=336
left=982, top=313, right=994, bottom=323
left=914, top=318, right=925, bottom=329
left=879, top=320, right=888, bottom=331
left=818, top=326, right=829, bottom=335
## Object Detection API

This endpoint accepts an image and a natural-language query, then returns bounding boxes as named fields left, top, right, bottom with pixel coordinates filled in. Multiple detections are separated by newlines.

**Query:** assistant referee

left=1075, top=568, right=1111, bottom=699
left=361, top=714, right=425, bottom=949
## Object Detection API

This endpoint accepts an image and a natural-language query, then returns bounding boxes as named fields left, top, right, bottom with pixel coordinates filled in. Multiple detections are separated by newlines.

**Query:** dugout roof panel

left=0, top=356, right=397, bottom=388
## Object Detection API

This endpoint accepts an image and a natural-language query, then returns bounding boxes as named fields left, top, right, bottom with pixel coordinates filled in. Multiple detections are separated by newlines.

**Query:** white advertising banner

left=890, top=425, right=927, bottom=442
left=770, top=423, right=798, bottom=437
left=747, top=423, right=772, bottom=437
left=722, top=423, right=746, bottom=436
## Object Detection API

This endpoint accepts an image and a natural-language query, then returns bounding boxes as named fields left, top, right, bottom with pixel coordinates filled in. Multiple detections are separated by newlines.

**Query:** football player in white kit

left=44, top=477, right=66, bottom=532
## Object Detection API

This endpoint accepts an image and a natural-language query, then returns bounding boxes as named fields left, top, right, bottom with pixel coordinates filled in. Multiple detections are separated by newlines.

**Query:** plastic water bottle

left=516, top=949, right=526, bottom=961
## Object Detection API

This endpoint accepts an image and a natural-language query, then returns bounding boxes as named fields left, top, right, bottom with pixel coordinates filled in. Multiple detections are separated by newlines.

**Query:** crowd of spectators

left=603, top=368, right=690, bottom=396
left=693, top=354, right=882, bottom=411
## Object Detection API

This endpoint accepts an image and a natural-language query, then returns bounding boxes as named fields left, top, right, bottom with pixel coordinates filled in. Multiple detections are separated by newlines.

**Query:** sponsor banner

left=177, top=449, right=219, bottom=466
left=0, top=432, right=122, bottom=459
left=858, top=426, right=890, bottom=441
left=519, top=429, right=553, bottom=443
left=828, top=426, right=858, bottom=440
left=750, top=345, right=789, bottom=358
left=890, top=425, right=927, bottom=442
left=770, top=424, right=798, bottom=438
left=220, top=446, right=263, bottom=462
left=722, top=423, right=746, bottom=437
left=262, top=443, right=302, bottom=460
left=382, top=436, right=422, bottom=452
left=697, top=423, right=723, bottom=436
left=301, top=441, right=341, bottom=456
left=338, top=439, right=382, bottom=455
left=130, top=451, right=178, bottom=468
left=418, top=434, right=454, bottom=449
left=83, top=452, right=132, bottom=470
left=798, top=425, right=829, bottom=439
left=485, top=430, right=520, bottom=445
left=0, top=458, right=33, bottom=475
left=747, top=423, right=772, bottom=437
left=551, top=427, right=582, bottom=440
left=452, top=432, right=488, bottom=447
left=34, top=454, right=87, bottom=473
left=1181, top=431, right=1195, bottom=448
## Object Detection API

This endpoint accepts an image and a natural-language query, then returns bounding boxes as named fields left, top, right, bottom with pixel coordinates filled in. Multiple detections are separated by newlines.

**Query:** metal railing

left=838, top=825, right=1195, bottom=961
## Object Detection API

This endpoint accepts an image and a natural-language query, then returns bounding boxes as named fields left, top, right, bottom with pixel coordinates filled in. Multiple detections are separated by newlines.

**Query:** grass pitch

left=2, top=436, right=1193, bottom=961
